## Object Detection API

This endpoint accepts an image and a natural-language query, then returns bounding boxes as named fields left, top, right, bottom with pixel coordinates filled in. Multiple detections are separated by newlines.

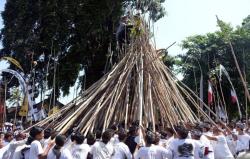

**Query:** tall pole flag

left=231, top=89, right=238, bottom=104
left=219, top=64, right=242, bottom=119
left=199, top=74, right=204, bottom=109
left=208, top=81, right=213, bottom=106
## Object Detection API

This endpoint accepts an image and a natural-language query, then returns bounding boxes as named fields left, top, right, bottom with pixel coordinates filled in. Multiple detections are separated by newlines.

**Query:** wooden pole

left=138, top=50, right=144, bottom=144
left=243, top=49, right=248, bottom=122
left=4, top=83, right=7, bottom=124
left=229, top=42, right=250, bottom=106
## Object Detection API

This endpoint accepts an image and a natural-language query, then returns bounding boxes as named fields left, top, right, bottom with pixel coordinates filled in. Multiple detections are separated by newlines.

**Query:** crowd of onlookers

left=1, top=120, right=250, bottom=159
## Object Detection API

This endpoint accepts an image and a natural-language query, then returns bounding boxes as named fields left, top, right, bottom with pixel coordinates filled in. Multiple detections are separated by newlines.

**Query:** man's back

left=112, top=142, right=132, bottom=159
left=90, top=141, right=114, bottom=159
left=47, top=147, right=72, bottom=159
left=135, top=146, right=169, bottom=159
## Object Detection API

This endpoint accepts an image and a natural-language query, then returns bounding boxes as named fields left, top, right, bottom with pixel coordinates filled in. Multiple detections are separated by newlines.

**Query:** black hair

left=132, top=120, right=139, bottom=127
left=191, top=129, right=202, bottom=140
left=75, top=133, right=84, bottom=145
left=145, top=132, right=155, bottom=145
left=29, top=126, right=43, bottom=139
left=102, top=130, right=113, bottom=144
left=55, top=135, right=66, bottom=147
left=44, top=128, right=52, bottom=139
left=147, top=122, right=153, bottom=131
left=110, top=124, right=118, bottom=131
left=165, top=127, right=174, bottom=136
left=86, top=133, right=96, bottom=145
left=4, top=132, right=13, bottom=140
left=154, top=133, right=160, bottom=145
left=95, top=130, right=102, bottom=139
left=70, top=132, right=76, bottom=142
left=118, top=129, right=127, bottom=141
left=128, top=126, right=139, bottom=136
left=160, top=131, right=168, bottom=139
left=176, top=126, right=189, bottom=139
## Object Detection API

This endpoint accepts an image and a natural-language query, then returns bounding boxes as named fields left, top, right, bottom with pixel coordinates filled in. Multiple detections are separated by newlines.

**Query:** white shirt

left=226, top=134, right=237, bottom=155
left=169, top=138, right=198, bottom=159
left=193, top=140, right=205, bottom=159
left=134, top=145, right=170, bottom=159
left=0, top=144, right=9, bottom=158
left=200, top=135, right=214, bottom=159
left=90, top=141, right=114, bottom=159
left=110, top=134, right=119, bottom=146
left=213, top=135, right=233, bottom=159
left=2, top=140, right=26, bottom=159
left=43, top=138, right=50, bottom=149
left=135, top=135, right=145, bottom=147
left=237, top=133, right=250, bottom=150
left=13, top=144, right=30, bottom=159
left=3, top=141, right=10, bottom=147
left=71, top=144, right=90, bottom=159
left=47, top=147, right=73, bottom=159
left=65, top=140, right=75, bottom=152
left=112, top=142, right=132, bottom=159
left=167, top=136, right=175, bottom=149
left=28, top=140, right=44, bottom=159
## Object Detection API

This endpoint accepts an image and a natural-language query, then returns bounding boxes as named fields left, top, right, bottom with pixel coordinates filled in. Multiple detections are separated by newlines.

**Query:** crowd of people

left=0, top=120, right=250, bottom=159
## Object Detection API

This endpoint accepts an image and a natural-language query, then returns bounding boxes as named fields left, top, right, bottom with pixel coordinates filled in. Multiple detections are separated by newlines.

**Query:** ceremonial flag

left=231, top=89, right=238, bottom=104
left=0, top=99, right=4, bottom=114
left=208, top=81, right=213, bottom=105
left=19, top=95, right=29, bottom=117
left=199, top=74, right=204, bottom=109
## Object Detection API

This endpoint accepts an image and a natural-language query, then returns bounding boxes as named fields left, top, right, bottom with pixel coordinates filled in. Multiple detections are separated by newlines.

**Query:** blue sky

left=0, top=0, right=250, bottom=104
left=155, top=0, right=250, bottom=56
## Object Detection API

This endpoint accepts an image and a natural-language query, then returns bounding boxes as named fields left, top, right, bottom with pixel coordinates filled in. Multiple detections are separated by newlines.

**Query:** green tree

left=0, top=0, right=166, bottom=99
left=179, top=16, right=250, bottom=118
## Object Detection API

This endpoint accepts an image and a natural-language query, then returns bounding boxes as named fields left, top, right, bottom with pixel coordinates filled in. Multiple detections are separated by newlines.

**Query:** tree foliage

left=0, top=0, right=166, bottom=99
left=179, top=16, right=250, bottom=118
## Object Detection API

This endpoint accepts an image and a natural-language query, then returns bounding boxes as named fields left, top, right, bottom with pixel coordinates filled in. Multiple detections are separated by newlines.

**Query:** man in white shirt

left=42, top=128, right=52, bottom=148
left=135, top=131, right=170, bottom=159
left=236, top=123, right=250, bottom=151
left=159, top=128, right=174, bottom=149
left=200, top=124, right=214, bottom=159
left=71, top=133, right=90, bottom=159
left=169, top=126, right=199, bottom=159
left=3, top=132, right=13, bottom=147
left=47, top=135, right=72, bottom=159
left=205, top=126, right=234, bottom=159
left=1, top=132, right=26, bottom=159
left=191, top=129, right=206, bottom=159
left=28, top=126, right=54, bottom=159
left=112, top=129, right=132, bottom=159
left=90, top=130, right=114, bottom=158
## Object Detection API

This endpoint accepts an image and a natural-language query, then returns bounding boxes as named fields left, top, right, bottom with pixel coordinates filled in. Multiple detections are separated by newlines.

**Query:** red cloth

left=208, top=81, right=213, bottom=105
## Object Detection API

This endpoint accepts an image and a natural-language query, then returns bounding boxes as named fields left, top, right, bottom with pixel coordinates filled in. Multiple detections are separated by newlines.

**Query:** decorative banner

left=208, top=80, right=213, bottom=106
left=215, top=105, right=227, bottom=120
left=0, top=69, right=36, bottom=121
left=199, top=74, right=203, bottom=109
left=231, top=89, right=238, bottom=104
left=0, top=57, right=24, bottom=71
left=0, top=90, right=4, bottom=124
left=19, top=94, right=29, bottom=117
left=218, top=64, right=242, bottom=119
left=0, top=69, right=26, bottom=95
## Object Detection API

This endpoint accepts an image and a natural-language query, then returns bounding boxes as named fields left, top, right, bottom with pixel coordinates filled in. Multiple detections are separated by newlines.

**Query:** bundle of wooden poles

left=31, top=18, right=216, bottom=135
